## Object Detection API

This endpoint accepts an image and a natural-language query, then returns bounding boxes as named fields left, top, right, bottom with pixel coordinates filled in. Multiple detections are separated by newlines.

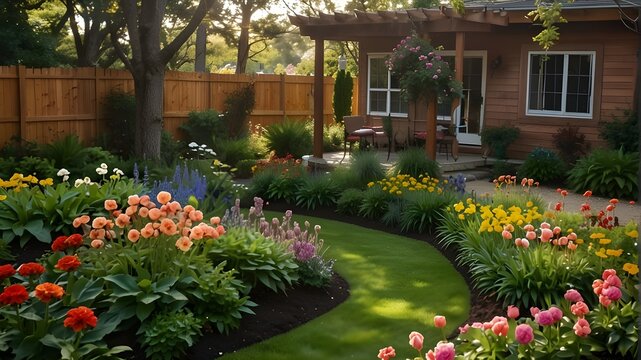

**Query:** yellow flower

left=367, top=182, right=375, bottom=188
left=526, top=201, right=533, bottom=208
left=427, top=186, right=434, bottom=192
left=458, top=214, right=465, bottom=220
left=625, top=229, right=639, bottom=238
left=605, top=249, right=623, bottom=257
left=576, top=238, right=584, bottom=244
left=0, top=194, right=6, bottom=201
left=396, top=191, right=402, bottom=195
left=464, top=204, right=477, bottom=215
left=598, top=238, right=612, bottom=245
left=623, top=263, right=639, bottom=275
left=594, top=248, right=608, bottom=259
left=39, top=178, right=53, bottom=186
left=453, top=202, right=464, bottom=212
left=590, top=232, right=606, bottom=239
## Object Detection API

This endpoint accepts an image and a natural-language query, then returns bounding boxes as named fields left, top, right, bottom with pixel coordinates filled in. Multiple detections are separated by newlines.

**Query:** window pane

left=565, top=54, right=592, bottom=114
left=369, top=90, right=387, bottom=112
left=529, top=54, right=564, bottom=111
left=390, top=91, right=407, bottom=113
left=437, top=96, right=452, bottom=117
left=369, top=58, right=388, bottom=89
left=390, top=74, right=401, bottom=89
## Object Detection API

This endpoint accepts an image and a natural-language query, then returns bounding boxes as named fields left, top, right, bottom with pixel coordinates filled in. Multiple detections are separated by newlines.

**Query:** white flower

left=188, top=142, right=198, bottom=148
left=63, top=175, right=69, bottom=182
left=206, top=149, right=216, bottom=155
left=84, top=177, right=92, bottom=184
left=57, top=168, right=70, bottom=176
left=112, top=168, right=124, bottom=176
left=199, top=144, right=207, bottom=148
left=96, top=168, right=108, bottom=175
left=74, top=179, right=84, bottom=187
left=100, top=163, right=108, bottom=169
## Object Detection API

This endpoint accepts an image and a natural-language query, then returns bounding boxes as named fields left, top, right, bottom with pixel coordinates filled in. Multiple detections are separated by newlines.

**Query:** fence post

left=280, top=74, right=286, bottom=122
left=17, top=65, right=27, bottom=142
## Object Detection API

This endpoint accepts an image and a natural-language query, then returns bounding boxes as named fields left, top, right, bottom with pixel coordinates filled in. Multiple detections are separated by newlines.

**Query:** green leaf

left=104, top=274, right=140, bottom=296
left=138, top=293, right=161, bottom=304
left=136, top=302, right=154, bottom=322
left=23, top=219, right=52, bottom=244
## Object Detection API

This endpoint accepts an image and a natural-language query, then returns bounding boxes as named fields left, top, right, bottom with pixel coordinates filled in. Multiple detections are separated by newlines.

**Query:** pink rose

left=573, top=318, right=591, bottom=337
left=602, top=269, right=617, bottom=281
left=377, top=346, right=396, bottom=360
left=599, top=294, right=612, bottom=307
left=564, top=289, right=584, bottom=303
left=427, top=341, right=455, bottom=360
left=458, top=324, right=470, bottom=334
left=535, top=310, right=554, bottom=326
left=408, top=331, right=424, bottom=351
left=592, top=279, right=604, bottom=295
left=603, top=286, right=622, bottom=301
left=604, top=274, right=622, bottom=288
left=525, top=231, right=536, bottom=241
left=514, top=323, right=534, bottom=344
left=530, top=307, right=540, bottom=316
left=491, top=319, right=509, bottom=336
left=507, top=305, right=519, bottom=319
left=434, top=315, right=447, bottom=329
left=548, top=306, right=563, bottom=322
left=571, top=301, right=590, bottom=317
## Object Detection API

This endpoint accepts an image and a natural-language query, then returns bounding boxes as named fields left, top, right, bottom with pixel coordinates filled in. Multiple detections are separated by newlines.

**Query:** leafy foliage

left=358, top=186, right=392, bottom=219
left=568, top=149, right=639, bottom=199
left=553, top=124, right=590, bottom=165
left=214, top=137, right=263, bottom=168
left=517, top=147, right=566, bottom=185
left=391, top=147, right=440, bottom=179
left=399, top=190, right=453, bottom=233
left=600, top=110, right=639, bottom=153
left=481, top=126, right=520, bottom=159
left=101, top=90, right=136, bottom=158
left=295, top=176, right=340, bottom=210
left=263, top=121, right=313, bottom=158
left=323, top=123, right=345, bottom=152
left=223, top=83, right=255, bottom=139
left=332, top=69, right=353, bottom=124
left=180, top=109, right=225, bottom=147
left=348, top=151, right=386, bottom=188
left=297, top=256, right=335, bottom=288
left=265, top=174, right=307, bottom=203
left=336, top=189, right=365, bottom=215
left=141, top=310, right=203, bottom=360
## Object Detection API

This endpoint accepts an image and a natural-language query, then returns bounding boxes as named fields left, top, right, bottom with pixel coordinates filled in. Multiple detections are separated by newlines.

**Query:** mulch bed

left=7, top=202, right=502, bottom=359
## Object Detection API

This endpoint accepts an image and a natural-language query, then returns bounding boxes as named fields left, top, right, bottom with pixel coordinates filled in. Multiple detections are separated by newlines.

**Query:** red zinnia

left=55, top=255, right=81, bottom=272
left=64, top=306, right=97, bottom=332
left=0, top=284, right=29, bottom=305
left=34, top=282, right=65, bottom=303
left=51, top=235, right=68, bottom=252
left=65, top=234, right=84, bottom=248
left=17, top=262, right=45, bottom=277
left=0, top=264, right=16, bottom=280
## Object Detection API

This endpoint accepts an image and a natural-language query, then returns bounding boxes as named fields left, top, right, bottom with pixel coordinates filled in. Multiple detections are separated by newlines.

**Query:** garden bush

left=553, top=124, right=590, bottom=165
left=517, top=147, right=566, bottom=185
left=399, top=190, right=454, bottom=233
left=348, top=151, right=386, bottom=188
left=336, top=188, right=365, bottom=215
left=295, top=175, right=340, bottom=210
left=391, top=147, right=440, bottom=179
left=101, top=90, right=136, bottom=158
left=179, top=109, right=225, bottom=147
left=213, top=137, right=262, bottom=168
left=567, top=148, right=639, bottom=199
left=600, top=109, right=639, bottom=153
left=222, top=83, right=255, bottom=139
left=263, top=121, right=313, bottom=158
left=480, top=126, right=520, bottom=159
left=142, top=310, right=203, bottom=360
left=358, top=186, right=392, bottom=219
left=266, top=173, right=307, bottom=204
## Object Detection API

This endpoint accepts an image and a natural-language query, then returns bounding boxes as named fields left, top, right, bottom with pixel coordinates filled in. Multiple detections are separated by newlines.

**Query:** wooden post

left=313, top=39, right=324, bottom=158
left=425, top=92, right=437, bottom=160
left=17, top=65, right=27, bottom=142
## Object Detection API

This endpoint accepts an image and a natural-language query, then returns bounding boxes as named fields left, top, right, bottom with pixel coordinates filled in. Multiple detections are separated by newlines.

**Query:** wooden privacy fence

left=0, top=66, right=359, bottom=147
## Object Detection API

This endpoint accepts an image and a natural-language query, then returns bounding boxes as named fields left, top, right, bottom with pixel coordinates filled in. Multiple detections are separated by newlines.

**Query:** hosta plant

left=295, top=175, right=340, bottom=210
left=567, top=149, right=638, bottom=199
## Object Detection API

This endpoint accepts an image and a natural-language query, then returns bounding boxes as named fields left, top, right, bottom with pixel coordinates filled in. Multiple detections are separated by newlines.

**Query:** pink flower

left=434, top=315, right=447, bottom=328
left=602, top=269, right=617, bottom=281
left=548, top=306, right=563, bottom=322
left=530, top=307, right=540, bottom=316
left=564, top=289, right=583, bottom=303
left=377, top=346, right=396, bottom=360
left=507, top=305, right=519, bottom=319
left=603, top=286, right=622, bottom=301
left=525, top=231, right=536, bottom=241
left=501, top=230, right=512, bottom=240
left=458, top=324, right=470, bottom=334
left=491, top=318, right=509, bottom=336
left=534, top=310, right=554, bottom=326
left=408, top=331, right=424, bottom=351
left=592, top=279, right=604, bottom=295
left=573, top=318, right=591, bottom=337
left=514, top=324, right=534, bottom=344
left=427, top=341, right=455, bottom=360
left=571, top=301, right=590, bottom=317
left=540, top=228, right=553, bottom=242
left=604, top=274, right=622, bottom=288
left=599, top=294, right=612, bottom=307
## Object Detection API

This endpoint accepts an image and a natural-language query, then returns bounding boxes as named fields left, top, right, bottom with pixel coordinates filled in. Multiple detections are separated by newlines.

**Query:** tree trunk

left=195, top=23, right=207, bottom=72
left=235, top=3, right=252, bottom=74
left=637, top=7, right=641, bottom=203
left=133, top=68, right=165, bottom=159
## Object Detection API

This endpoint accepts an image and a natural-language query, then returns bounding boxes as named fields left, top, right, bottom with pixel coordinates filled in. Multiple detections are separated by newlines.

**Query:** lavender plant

left=148, top=163, right=208, bottom=205
left=445, top=173, right=467, bottom=195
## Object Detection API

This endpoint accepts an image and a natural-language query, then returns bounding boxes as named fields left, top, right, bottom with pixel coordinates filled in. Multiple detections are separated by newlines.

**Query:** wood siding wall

left=0, top=66, right=358, bottom=147
left=358, top=21, right=637, bottom=159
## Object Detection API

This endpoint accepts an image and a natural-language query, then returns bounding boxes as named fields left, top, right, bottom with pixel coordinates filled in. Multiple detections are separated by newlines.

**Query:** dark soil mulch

left=7, top=202, right=502, bottom=359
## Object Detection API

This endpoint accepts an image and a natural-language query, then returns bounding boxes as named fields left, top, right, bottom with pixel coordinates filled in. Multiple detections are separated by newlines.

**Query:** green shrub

left=517, top=147, right=566, bottom=185
left=142, top=310, right=203, bottom=360
left=214, top=137, right=261, bottom=167
left=266, top=174, right=307, bottom=203
left=553, top=124, right=590, bottom=165
left=336, top=188, right=365, bottom=215
left=14, top=156, right=56, bottom=179
left=207, top=227, right=299, bottom=293
left=295, top=175, right=340, bottom=210
left=349, top=151, right=386, bottom=188
left=223, top=83, right=255, bottom=139
left=248, top=169, right=278, bottom=199
left=332, top=69, right=353, bottom=124
left=160, top=131, right=183, bottom=166
left=101, top=89, right=136, bottom=158
left=323, top=123, right=345, bottom=152
left=297, top=256, right=335, bottom=288
left=263, top=121, right=313, bottom=158
left=39, top=134, right=88, bottom=171
left=381, top=198, right=404, bottom=227
left=567, top=149, right=639, bottom=199
left=358, top=186, right=393, bottom=219
left=180, top=109, right=225, bottom=147
left=481, top=126, right=520, bottom=159
left=391, top=147, right=440, bottom=179
left=600, top=110, right=639, bottom=153
left=399, top=190, right=453, bottom=233
left=235, top=159, right=257, bottom=179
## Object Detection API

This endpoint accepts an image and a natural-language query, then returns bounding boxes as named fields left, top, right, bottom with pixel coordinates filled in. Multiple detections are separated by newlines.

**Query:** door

left=437, top=51, right=487, bottom=146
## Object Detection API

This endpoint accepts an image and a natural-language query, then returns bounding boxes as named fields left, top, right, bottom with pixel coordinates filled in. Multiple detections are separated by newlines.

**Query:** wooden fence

left=0, top=66, right=359, bottom=146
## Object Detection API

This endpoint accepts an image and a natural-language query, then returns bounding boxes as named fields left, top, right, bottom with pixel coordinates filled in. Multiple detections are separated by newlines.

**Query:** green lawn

left=220, top=212, right=470, bottom=360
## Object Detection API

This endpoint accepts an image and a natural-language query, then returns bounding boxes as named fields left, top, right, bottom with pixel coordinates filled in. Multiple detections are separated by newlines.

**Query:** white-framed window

left=367, top=55, right=408, bottom=116
left=526, top=51, right=595, bottom=118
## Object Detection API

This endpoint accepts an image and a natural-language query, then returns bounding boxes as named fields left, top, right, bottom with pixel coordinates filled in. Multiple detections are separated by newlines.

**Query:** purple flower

left=291, top=241, right=316, bottom=262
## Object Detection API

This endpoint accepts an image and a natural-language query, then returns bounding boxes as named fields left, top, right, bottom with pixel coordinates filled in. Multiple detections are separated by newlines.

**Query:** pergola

left=290, top=7, right=509, bottom=159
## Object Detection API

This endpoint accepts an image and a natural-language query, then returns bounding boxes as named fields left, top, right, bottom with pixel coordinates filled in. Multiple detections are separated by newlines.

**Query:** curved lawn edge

left=219, top=212, right=470, bottom=360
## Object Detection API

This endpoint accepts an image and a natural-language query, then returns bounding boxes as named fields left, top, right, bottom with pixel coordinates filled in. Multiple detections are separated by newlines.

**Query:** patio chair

left=341, top=115, right=376, bottom=163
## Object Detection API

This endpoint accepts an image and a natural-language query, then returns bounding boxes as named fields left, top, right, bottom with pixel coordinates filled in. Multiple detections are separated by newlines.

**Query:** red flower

left=34, top=282, right=65, bottom=303
left=65, top=234, right=84, bottom=248
left=0, top=284, right=29, bottom=305
left=0, top=264, right=16, bottom=280
left=51, top=235, right=68, bottom=252
left=64, top=306, right=97, bottom=332
left=55, top=255, right=81, bottom=272
left=17, top=262, right=45, bottom=277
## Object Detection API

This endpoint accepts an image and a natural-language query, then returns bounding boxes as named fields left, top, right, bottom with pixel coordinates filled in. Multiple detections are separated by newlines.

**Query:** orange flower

left=0, top=264, right=16, bottom=280
left=72, top=215, right=90, bottom=228
left=139, top=195, right=151, bottom=207
left=609, top=198, right=619, bottom=205
left=115, top=213, right=131, bottom=228
left=183, top=205, right=195, bottom=214
left=89, top=228, right=106, bottom=240
left=138, top=206, right=149, bottom=218
left=189, top=210, right=204, bottom=222
left=91, top=217, right=107, bottom=229
left=159, top=218, right=177, bottom=236
left=140, top=224, right=155, bottom=239
left=128, top=229, right=141, bottom=243
left=66, top=234, right=83, bottom=248
left=0, top=284, right=29, bottom=305
left=90, top=239, right=104, bottom=249
left=189, top=226, right=204, bottom=240
left=210, top=216, right=221, bottom=225
left=35, top=282, right=65, bottom=303
left=583, top=190, right=592, bottom=197
left=55, top=255, right=81, bottom=272
left=168, top=201, right=182, bottom=213
left=216, top=225, right=226, bottom=236
left=175, top=236, right=193, bottom=252
left=127, top=194, right=140, bottom=206
left=104, top=199, right=118, bottom=211
left=156, top=191, right=172, bottom=205
left=125, top=205, right=138, bottom=217
left=51, top=235, right=68, bottom=252
left=148, top=208, right=162, bottom=221
left=64, top=306, right=97, bottom=332
left=17, top=262, right=45, bottom=277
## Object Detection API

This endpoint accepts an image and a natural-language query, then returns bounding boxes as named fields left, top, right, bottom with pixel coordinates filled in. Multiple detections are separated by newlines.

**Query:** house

left=290, top=1, right=639, bottom=159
